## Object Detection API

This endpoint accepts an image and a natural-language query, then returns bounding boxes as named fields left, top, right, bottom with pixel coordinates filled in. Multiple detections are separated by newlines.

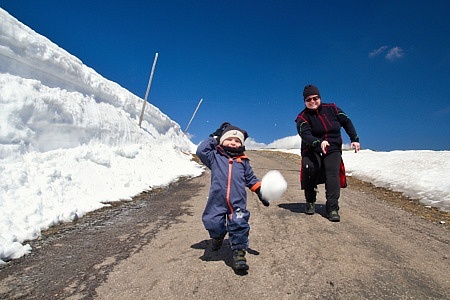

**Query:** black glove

left=210, top=122, right=231, bottom=142
left=256, top=187, right=270, bottom=207
left=312, top=140, right=323, bottom=154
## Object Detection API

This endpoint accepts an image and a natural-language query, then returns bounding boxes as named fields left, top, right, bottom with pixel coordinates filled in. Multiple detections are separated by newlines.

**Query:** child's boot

left=233, top=249, right=249, bottom=271
left=211, top=238, right=223, bottom=251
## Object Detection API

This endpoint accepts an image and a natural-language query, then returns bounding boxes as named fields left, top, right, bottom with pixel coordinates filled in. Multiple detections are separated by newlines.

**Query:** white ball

left=260, top=170, right=287, bottom=203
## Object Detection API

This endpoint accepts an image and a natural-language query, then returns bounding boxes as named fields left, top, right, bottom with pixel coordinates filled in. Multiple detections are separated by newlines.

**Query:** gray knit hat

left=219, top=125, right=248, bottom=145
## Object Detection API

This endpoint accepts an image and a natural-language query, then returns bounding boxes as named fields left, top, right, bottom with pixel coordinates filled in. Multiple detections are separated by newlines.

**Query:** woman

left=295, top=84, right=360, bottom=222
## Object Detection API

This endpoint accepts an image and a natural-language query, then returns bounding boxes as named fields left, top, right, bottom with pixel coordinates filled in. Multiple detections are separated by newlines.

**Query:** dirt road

left=1, top=151, right=449, bottom=299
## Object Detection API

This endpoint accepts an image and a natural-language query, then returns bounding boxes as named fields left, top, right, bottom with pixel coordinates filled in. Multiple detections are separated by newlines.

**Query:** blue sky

left=2, top=1, right=450, bottom=151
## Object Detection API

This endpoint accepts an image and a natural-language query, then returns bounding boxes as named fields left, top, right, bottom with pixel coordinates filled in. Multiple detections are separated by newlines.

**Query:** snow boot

left=211, top=238, right=223, bottom=251
left=328, top=210, right=340, bottom=222
left=305, top=202, right=315, bottom=215
left=233, top=249, right=249, bottom=271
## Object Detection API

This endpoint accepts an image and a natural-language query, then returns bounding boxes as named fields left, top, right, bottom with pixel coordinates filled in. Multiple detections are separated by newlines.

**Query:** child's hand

left=209, top=122, right=230, bottom=139
left=256, top=187, right=270, bottom=207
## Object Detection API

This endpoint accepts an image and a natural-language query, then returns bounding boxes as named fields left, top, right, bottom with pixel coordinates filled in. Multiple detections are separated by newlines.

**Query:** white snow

left=261, top=170, right=287, bottom=203
left=1, top=8, right=449, bottom=264
left=277, top=146, right=450, bottom=214
left=0, top=8, right=203, bottom=263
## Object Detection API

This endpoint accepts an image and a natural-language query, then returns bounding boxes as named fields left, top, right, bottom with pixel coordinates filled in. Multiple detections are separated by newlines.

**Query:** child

left=196, top=122, right=269, bottom=271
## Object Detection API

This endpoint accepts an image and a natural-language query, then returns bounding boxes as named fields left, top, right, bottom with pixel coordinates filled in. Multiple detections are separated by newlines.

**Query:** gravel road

left=1, top=150, right=449, bottom=299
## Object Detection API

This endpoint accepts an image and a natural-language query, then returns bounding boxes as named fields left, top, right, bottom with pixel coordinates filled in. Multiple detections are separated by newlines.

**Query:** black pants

left=302, top=151, right=341, bottom=213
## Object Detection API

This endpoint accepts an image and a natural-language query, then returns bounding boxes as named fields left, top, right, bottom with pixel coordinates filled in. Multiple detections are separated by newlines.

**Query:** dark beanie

left=219, top=125, right=248, bottom=145
left=303, top=84, right=321, bottom=100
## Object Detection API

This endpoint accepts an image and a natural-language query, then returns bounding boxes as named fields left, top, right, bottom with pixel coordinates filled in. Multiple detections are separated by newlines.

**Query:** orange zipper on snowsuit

left=226, top=158, right=234, bottom=219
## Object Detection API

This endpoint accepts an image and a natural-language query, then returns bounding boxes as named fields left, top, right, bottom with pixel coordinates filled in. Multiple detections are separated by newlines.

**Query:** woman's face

left=304, top=95, right=321, bottom=110
left=222, top=137, right=242, bottom=148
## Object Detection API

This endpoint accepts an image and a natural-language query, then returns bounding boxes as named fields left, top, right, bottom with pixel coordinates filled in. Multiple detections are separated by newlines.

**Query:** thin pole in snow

left=139, top=52, right=159, bottom=128
left=184, top=98, right=203, bottom=134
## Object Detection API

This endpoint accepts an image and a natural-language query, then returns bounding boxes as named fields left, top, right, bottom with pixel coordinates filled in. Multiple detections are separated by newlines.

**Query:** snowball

left=260, top=170, right=287, bottom=203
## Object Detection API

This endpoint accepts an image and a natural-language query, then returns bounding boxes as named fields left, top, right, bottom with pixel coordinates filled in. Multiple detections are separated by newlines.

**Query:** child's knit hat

left=219, top=125, right=248, bottom=145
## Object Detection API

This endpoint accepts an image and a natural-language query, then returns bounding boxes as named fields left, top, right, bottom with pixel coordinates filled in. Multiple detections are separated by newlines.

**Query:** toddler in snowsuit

left=196, top=122, right=269, bottom=271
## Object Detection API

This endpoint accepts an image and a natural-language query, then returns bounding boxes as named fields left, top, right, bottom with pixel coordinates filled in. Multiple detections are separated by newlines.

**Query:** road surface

left=1, top=151, right=449, bottom=299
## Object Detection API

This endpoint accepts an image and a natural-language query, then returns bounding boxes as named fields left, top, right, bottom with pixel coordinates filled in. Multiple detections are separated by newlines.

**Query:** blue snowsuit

left=196, top=137, right=261, bottom=251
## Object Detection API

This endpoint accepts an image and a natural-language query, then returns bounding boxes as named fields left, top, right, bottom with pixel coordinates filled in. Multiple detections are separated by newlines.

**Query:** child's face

left=222, top=137, right=242, bottom=148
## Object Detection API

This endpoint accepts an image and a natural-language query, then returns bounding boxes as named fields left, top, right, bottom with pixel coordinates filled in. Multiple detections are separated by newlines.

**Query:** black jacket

left=295, top=103, right=359, bottom=156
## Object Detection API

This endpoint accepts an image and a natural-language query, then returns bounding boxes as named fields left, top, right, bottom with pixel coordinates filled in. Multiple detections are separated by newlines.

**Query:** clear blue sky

left=2, top=1, right=450, bottom=151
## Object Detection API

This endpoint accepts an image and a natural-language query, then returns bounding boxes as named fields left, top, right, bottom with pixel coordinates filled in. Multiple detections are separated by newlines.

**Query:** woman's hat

left=303, top=84, right=321, bottom=100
